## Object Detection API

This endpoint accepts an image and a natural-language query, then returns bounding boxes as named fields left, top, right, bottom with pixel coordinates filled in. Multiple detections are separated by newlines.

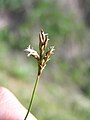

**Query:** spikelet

left=25, top=29, right=55, bottom=76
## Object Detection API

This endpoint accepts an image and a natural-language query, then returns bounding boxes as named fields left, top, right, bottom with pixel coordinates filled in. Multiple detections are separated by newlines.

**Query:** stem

left=24, top=75, right=40, bottom=120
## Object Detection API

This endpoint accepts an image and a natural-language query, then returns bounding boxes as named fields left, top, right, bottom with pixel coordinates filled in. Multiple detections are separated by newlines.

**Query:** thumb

left=0, top=87, right=37, bottom=120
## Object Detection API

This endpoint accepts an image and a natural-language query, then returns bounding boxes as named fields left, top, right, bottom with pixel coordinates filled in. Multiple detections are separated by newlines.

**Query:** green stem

left=24, top=75, right=40, bottom=120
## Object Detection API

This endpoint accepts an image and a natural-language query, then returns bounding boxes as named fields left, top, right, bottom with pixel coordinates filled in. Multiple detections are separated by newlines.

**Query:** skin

left=0, top=87, right=37, bottom=120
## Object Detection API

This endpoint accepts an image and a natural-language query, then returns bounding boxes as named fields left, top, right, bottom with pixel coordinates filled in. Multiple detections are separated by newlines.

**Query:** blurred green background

left=0, top=0, right=90, bottom=120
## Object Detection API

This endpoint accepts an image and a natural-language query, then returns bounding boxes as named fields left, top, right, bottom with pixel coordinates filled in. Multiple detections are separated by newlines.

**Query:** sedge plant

left=24, top=29, right=55, bottom=120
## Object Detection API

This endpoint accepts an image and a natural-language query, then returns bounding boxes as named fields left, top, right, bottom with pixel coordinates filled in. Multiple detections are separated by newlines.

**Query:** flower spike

left=24, top=29, right=55, bottom=120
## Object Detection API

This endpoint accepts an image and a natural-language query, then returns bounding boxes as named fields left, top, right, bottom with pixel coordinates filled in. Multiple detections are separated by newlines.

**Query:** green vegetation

left=0, top=0, right=90, bottom=120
